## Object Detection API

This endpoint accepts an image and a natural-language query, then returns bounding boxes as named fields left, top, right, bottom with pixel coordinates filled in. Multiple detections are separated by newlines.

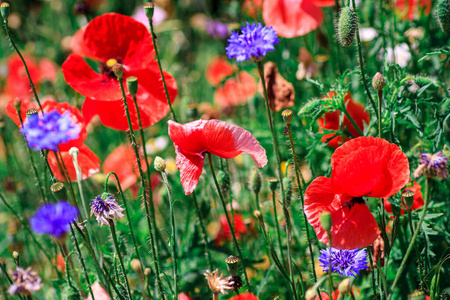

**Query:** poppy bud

left=154, top=156, right=166, bottom=172
left=69, top=147, right=79, bottom=158
left=282, top=109, right=293, bottom=125
left=372, top=72, right=386, bottom=90
left=112, top=63, right=123, bottom=79
left=51, top=182, right=67, bottom=201
left=402, top=189, right=415, bottom=211
left=126, top=76, right=138, bottom=97
left=26, top=108, right=38, bottom=116
left=320, top=211, right=332, bottom=232
left=253, top=210, right=262, bottom=222
left=298, top=99, right=322, bottom=117
left=143, top=2, right=155, bottom=20
left=145, top=268, right=151, bottom=276
left=409, top=290, right=426, bottom=300
left=437, top=0, right=450, bottom=33
left=250, top=167, right=262, bottom=194
left=130, top=258, right=141, bottom=272
left=267, top=177, right=278, bottom=193
left=13, top=99, right=21, bottom=112
left=225, top=255, right=240, bottom=276
left=338, top=278, right=351, bottom=295
left=338, top=7, right=357, bottom=47
left=1, top=3, right=10, bottom=21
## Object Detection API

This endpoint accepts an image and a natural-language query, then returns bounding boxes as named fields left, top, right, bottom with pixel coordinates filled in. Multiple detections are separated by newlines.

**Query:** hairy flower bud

left=250, top=167, right=262, bottom=194
left=126, top=76, right=138, bottom=96
left=372, top=72, right=386, bottom=90
left=338, top=278, right=351, bottom=295
left=143, top=2, right=155, bottom=20
left=320, top=211, right=332, bottom=232
left=112, top=63, right=123, bottom=79
left=437, top=0, right=450, bottom=33
left=338, top=7, right=357, bottom=47
left=1, top=3, right=10, bottom=21
left=69, top=147, right=79, bottom=158
left=298, top=99, right=322, bottom=117
left=154, top=156, right=166, bottom=172
left=282, top=109, right=293, bottom=125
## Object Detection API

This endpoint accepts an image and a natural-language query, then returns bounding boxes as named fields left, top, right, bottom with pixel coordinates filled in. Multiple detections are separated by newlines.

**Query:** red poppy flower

left=229, top=293, right=260, bottom=300
left=86, top=282, right=110, bottom=300
left=5, top=98, right=38, bottom=127
left=263, top=0, right=324, bottom=38
left=304, top=137, right=410, bottom=249
left=312, top=0, right=336, bottom=6
left=314, top=291, right=339, bottom=300
left=102, top=144, right=148, bottom=191
left=384, top=181, right=424, bottom=215
left=62, top=13, right=178, bottom=131
left=178, top=293, right=192, bottom=300
left=56, top=253, right=66, bottom=273
left=243, top=0, right=262, bottom=18
left=215, top=213, right=247, bottom=245
left=5, top=54, right=41, bottom=99
left=214, top=71, right=257, bottom=108
left=168, top=119, right=268, bottom=195
left=48, top=144, right=101, bottom=182
left=318, top=92, right=370, bottom=148
left=395, top=0, right=432, bottom=21
left=205, top=56, right=236, bottom=87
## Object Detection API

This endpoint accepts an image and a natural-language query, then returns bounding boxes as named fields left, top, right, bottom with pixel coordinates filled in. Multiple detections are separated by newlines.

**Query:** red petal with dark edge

left=304, top=177, right=379, bottom=249
left=48, top=144, right=100, bottom=182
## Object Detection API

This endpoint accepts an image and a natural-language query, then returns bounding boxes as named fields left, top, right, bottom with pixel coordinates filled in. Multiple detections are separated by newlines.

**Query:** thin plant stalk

left=0, top=261, right=26, bottom=300
left=388, top=178, right=432, bottom=299
left=367, top=247, right=377, bottom=300
left=117, top=78, right=164, bottom=297
left=270, top=190, right=285, bottom=266
left=377, top=90, right=383, bottom=138
left=207, top=153, right=250, bottom=291
left=192, top=192, right=213, bottom=271
left=54, top=150, right=77, bottom=207
left=70, top=151, right=90, bottom=220
left=108, top=220, right=133, bottom=299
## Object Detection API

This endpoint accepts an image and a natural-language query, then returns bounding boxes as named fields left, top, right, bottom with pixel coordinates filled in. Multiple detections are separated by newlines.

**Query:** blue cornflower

left=20, top=111, right=81, bottom=151
left=226, top=22, right=279, bottom=62
left=30, top=202, right=78, bottom=239
left=319, top=247, right=368, bottom=277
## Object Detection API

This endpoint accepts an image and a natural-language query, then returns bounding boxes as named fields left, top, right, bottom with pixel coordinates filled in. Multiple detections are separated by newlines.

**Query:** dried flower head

left=90, top=193, right=124, bottom=226
left=413, top=151, right=448, bottom=179
left=8, top=267, right=42, bottom=296
left=204, top=269, right=233, bottom=294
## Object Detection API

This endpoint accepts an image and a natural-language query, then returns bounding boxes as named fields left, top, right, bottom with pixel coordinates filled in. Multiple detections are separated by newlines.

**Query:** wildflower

left=204, top=269, right=233, bottom=294
left=318, top=92, right=370, bottom=148
left=215, top=213, right=248, bottom=245
left=385, top=181, right=424, bottom=215
left=214, top=71, right=257, bottom=108
left=319, top=247, right=368, bottom=277
left=20, top=110, right=81, bottom=152
left=205, top=56, right=236, bottom=87
left=304, top=137, right=410, bottom=249
left=86, top=282, right=110, bottom=300
left=226, top=22, right=279, bottom=62
left=30, top=202, right=78, bottom=240
left=8, top=267, right=42, bottom=296
left=414, top=151, right=448, bottom=179
left=62, top=13, right=178, bottom=131
left=395, top=0, right=432, bottom=21
left=90, top=194, right=124, bottom=226
left=205, top=19, right=229, bottom=39
left=168, top=119, right=267, bottom=195
left=229, top=293, right=260, bottom=300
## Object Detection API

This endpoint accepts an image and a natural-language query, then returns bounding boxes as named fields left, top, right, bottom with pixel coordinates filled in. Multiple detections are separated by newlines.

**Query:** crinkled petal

left=214, top=71, right=257, bottom=107
left=175, top=146, right=205, bottom=195
left=168, top=120, right=208, bottom=154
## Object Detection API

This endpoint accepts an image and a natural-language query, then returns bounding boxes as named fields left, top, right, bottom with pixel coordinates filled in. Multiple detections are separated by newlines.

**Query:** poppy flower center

left=100, top=58, right=124, bottom=81
left=343, top=196, right=366, bottom=210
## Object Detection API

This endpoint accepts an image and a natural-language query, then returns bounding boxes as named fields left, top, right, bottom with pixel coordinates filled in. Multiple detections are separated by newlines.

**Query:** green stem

left=341, top=104, right=365, bottom=137
left=271, top=190, right=285, bottom=266
left=55, top=150, right=78, bottom=209
left=118, top=78, right=164, bottom=297
left=377, top=90, right=383, bottom=138
left=192, top=192, right=213, bottom=271
left=407, top=209, right=424, bottom=290
left=367, top=247, right=377, bottom=300
left=207, top=153, right=250, bottom=291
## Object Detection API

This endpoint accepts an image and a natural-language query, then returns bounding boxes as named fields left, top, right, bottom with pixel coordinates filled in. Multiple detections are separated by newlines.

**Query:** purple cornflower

left=90, top=193, right=124, bottom=226
left=8, top=267, right=42, bottom=296
left=319, top=247, right=368, bottom=277
left=414, top=151, right=448, bottom=179
left=205, top=19, right=229, bottom=40
left=20, top=110, right=81, bottom=151
left=30, top=202, right=78, bottom=240
left=226, top=22, right=279, bottom=62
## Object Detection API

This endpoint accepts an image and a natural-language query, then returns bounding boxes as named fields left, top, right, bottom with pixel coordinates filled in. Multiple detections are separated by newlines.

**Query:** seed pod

left=281, top=109, right=293, bottom=125
left=51, top=182, right=67, bottom=201
left=143, top=2, right=155, bottom=20
left=1, top=3, right=10, bottom=21
left=402, top=189, right=415, bottom=211
left=267, top=177, right=278, bottom=193
left=225, top=255, right=240, bottom=276
left=437, top=0, right=450, bottom=33
left=112, top=63, right=123, bottom=79
left=338, top=7, right=357, bottom=47
left=126, top=76, right=138, bottom=96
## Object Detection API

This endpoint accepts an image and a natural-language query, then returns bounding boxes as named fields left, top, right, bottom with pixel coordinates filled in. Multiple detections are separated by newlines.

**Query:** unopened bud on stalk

left=338, top=278, right=351, bottom=295
left=13, top=99, right=21, bottom=112
left=154, top=156, right=166, bottom=172
left=143, top=2, right=155, bottom=20
left=51, top=182, right=67, bottom=201
left=69, top=147, right=79, bottom=158
left=267, top=177, right=278, bottom=193
left=320, top=211, right=332, bottom=232
left=1, top=3, right=10, bottom=21
left=402, top=189, right=415, bottom=211
left=225, top=255, right=240, bottom=276
left=126, top=76, right=138, bottom=96
left=338, top=7, right=357, bottom=47
left=144, top=268, right=151, bottom=276
left=437, top=0, right=450, bottom=33
left=281, top=109, right=293, bottom=125
left=12, top=251, right=19, bottom=260
left=130, top=259, right=141, bottom=272
left=250, top=167, right=262, bottom=194
left=112, top=63, right=123, bottom=79
left=372, top=72, right=386, bottom=90
left=26, top=108, right=38, bottom=116
left=253, top=210, right=262, bottom=220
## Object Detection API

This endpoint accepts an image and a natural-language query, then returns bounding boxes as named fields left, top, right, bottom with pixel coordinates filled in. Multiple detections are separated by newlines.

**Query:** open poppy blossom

left=262, top=0, right=325, bottom=38
left=205, top=56, right=236, bottom=87
left=229, top=292, right=260, bottom=300
left=168, top=119, right=268, bottom=195
left=318, top=92, right=370, bottom=148
left=215, top=213, right=248, bottom=245
left=304, top=137, right=410, bottom=249
left=384, top=181, right=424, bottom=215
left=214, top=71, right=257, bottom=108
left=395, top=0, right=432, bottom=21
left=314, top=291, right=339, bottom=300
left=62, top=13, right=178, bottom=131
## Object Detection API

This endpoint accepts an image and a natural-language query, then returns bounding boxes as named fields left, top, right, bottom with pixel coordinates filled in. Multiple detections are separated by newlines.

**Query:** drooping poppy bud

left=338, top=7, right=357, bottom=47
left=250, top=167, right=262, bottom=194
left=338, top=278, right=351, bottom=295
left=437, top=0, right=450, bottom=33
left=372, top=72, right=386, bottom=90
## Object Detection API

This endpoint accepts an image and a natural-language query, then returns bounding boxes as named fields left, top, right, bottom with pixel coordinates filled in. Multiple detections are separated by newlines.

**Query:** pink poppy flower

left=168, top=119, right=268, bottom=195
left=86, top=282, right=110, bottom=300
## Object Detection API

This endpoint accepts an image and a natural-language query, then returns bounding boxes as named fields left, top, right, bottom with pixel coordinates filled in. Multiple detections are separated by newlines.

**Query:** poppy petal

left=214, top=71, right=257, bottom=107
left=174, top=146, right=205, bottom=195
left=5, top=54, right=41, bottom=99
left=5, top=98, right=38, bottom=127
left=205, top=56, right=235, bottom=87
left=229, top=293, right=259, bottom=300
left=311, top=0, right=336, bottom=6
left=71, top=26, right=94, bottom=59
left=168, top=120, right=208, bottom=154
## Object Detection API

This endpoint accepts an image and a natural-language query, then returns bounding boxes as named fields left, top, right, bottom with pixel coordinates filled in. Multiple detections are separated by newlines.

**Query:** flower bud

left=112, top=63, right=123, bottom=79
left=1, top=3, right=10, bottom=21
left=13, top=99, right=21, bottom=112
left=126, top=76, right=138, bottom=96
left=409, top=290, right=426, bottom=300
left=281, top=109, right=293, bottom=125
left=267, top=177, right=278, bottom=193
left=372, top=72, right=386, bottom=90
left=338, top=7, right=357, bottom=47
left=253, top=210, right=262, bottom=221
left=338, top=278, right=351, bottom=295
left=402, top=189, right=415, bottom=211
left=69, top=147, right=79, bottom=158
left=51, top=182, right=67, bottom=201
left=250, top=167, right=262, bottom=194
left=26, top=108, right=38, bottom=117
left=143, top=2, right=155, bottom=20
left=437, top=0, right=450, bottom=33
left=298, top=99, right=322, bottom=117
left=154, top=156, right=166, bottom=172
left=130, top=258, right=142, bottom=272
left=320, top=211, right=332, bottom=232
left=144, top=268, right=151, bottom=276
left=225, top=255, right=240, bottom=276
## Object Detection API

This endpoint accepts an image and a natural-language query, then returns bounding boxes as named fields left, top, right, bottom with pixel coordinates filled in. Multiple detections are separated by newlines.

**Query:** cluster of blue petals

left=319, top=247, right=368, bottom=277
left=20, top=111, right=81, bottom=151
left=226, top=22, right=279, bottom=62
left=30, top=202, right=78, bottom=238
